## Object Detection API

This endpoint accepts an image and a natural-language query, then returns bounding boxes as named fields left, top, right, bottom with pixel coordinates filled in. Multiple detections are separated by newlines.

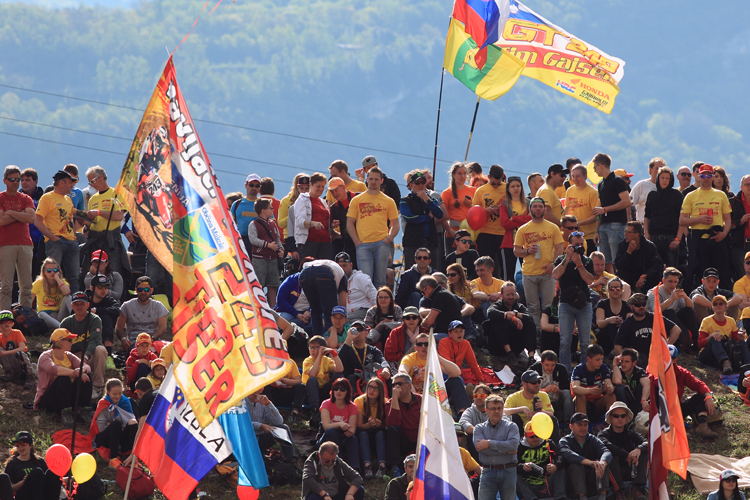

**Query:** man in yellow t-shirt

left=734, top=252, right=750, bottom=311
left=301, top=336, right=344, bottom=421
left=35, top=170, right=80, bottom=292
left=698, top=295, right=749, bottom=374
left=84, top=166, right=130, bottom=278
left=504, top=370, right=555, bottom=429
left=470, top=255, right=504, bottom=318
left=536, top=164, right=568, bottom=226
left=565, top=164, right=600, bottom=254
left=347, top=166, right=399, bottom=289
left=514, top=198, right=564, bottom=331
left=472, top=165, right=506, bottom=279
left=326, top=159, right=366, bottom=205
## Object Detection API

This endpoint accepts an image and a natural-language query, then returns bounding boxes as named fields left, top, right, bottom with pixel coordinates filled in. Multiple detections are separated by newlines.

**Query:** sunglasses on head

left=570, top=231, right=584, bottom=237
left=137, top=287, right=151, bottom=293
left=71, top=177, right=79, bottom=182
left=415, top=256, right=430, bottom=260
left=403, top=315, right=419, bottom=321
left=5, top=177, right=20, bottom=182
left=611, top=413, right=628, bottom=419
left=46, top=268, right=59, bottom=273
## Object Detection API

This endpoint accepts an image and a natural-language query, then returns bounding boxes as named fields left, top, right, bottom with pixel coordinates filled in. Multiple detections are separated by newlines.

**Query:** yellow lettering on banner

left=566, top=38, right=621, bottom=75
left=503, top=19, right=557, bottom=45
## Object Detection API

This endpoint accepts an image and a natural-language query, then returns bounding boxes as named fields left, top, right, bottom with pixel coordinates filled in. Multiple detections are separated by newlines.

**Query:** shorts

left=253, top=258, right=280, bottom=288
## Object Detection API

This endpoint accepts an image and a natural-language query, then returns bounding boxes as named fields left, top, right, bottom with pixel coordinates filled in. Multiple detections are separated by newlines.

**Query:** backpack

left=265, top=460, right=302, bottom=487
left=75, top=473, right=105, bottom=500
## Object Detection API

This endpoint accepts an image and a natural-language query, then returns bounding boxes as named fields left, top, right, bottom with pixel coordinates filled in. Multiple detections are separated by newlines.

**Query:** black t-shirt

left=338, top=343, right=386, bottom=378
left=445, top=249, right=480, bottom=280
left=620, top=364, right=647, bottom=392
left=423, top=286, right=463, bottom=334
left=598, top=172, right=629, bottom=224
left=682, top=185, right=698, bottom=197
left=137, top=389, right=158, bottom=420
left=542, top=305, right=559, bottom=325
left=554, top=254, right=594, bottom=300
left=4, top=456, right=47, bottom=484
left=596, top=299, right=631, bottom=322
left=614, top=312, right=676, bottom=365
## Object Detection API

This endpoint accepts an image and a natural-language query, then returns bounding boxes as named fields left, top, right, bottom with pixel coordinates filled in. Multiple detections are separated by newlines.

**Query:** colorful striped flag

left=452, top=0, right=510, bottom=69
left=444, top=17, right=525, bottom=101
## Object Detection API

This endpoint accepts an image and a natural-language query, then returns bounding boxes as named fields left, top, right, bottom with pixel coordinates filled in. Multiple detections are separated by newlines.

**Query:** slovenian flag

left=412, top=335, right=475, bottom=500
left=452, top=0, right=510, bottom=69
left=134, top=367, right=233, bottom=500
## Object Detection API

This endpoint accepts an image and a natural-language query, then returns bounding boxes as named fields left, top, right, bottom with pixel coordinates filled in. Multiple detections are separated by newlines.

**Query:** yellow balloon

left=587, top=161, right=602, bottom=186
left=459, top=219, right=471, bottom=231
left=530, top=412, right=554, bottom=440
left=71, top=453, right=96, bottom=484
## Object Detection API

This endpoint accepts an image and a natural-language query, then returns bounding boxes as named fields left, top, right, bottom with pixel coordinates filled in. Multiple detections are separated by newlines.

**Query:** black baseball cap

left=453, top=229, right=472, bottom=241
left=53, top=170, right=73, bottom=182
left=335, top=252, right=351, bottom=263
left=547, top=164, right=570, bottom=175
left=570, top=412, right=590, bottom=424
left=703, top=268, right=720, bottom=279
left=92, top=275, right=110, bottom=287
left=409, top=171, right=426, bottom=183
left=71, top=291, right=89, bottom=303
left=13, top=431, right=32, bottom=445
left=521, top=370, right=540, bottom=383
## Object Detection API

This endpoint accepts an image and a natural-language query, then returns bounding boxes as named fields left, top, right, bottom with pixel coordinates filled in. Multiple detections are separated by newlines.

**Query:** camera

left=573, top=245, right=585, bottom=255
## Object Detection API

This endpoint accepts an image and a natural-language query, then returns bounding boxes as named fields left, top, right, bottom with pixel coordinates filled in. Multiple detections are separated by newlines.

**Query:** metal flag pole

left=464, top=96, right=481, bottom=162
left=432, top=68, right=446, bottom=181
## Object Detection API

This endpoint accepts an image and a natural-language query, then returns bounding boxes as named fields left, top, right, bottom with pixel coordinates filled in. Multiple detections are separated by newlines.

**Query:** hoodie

left=614, top=233, right=663, bottom=292
left=516, top=437, right=564, bottom=485
left=644, top=170, right=683, bottom=236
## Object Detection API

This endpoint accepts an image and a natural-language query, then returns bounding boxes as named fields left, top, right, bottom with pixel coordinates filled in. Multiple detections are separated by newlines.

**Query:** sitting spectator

left=486, top=282, right=536, bottom=364
left=446, top=230, right=479, bottom=280
left=668, top=345, right=719, bottom=438
left=473, top=394, right=520, bottom=500
left=247, top=388, right=295, bottom=462
left=248, top=198, right=284, bottom=307
left=383, top=307, right=426, bottom=371
left=615, top=221, right=663, bottom=294
left=354, top=377, right=387, bottom=480
left=597, top=402, right=648, bottom=500
left=146, top=358, right=167, bottom=389
left=559, top=412, right=612, bottom=500
left=446, top=263, right=476, bottom=334
left=540, top=294, right=561, bottom=355
left=91, top=378, right=138, bottom=468
left=459, top=383, right=491, bottom=461
left=385, top=373, right=422, bottom=478
left=595, top=277, right=631, bottom=357
left=364, top=287, right=402, bottom=346
left=734, top=252, right=750, bottom=310
left=9, top=302, right=46, bottom=338
left=691, top=267, right=742, bottom=325
left=336, top=252, right=376, bottom=323
left=384, top=454, right=416, bottom=500
left=647, top=267, right=698, bottom=351
left=82, top=250, right=124, bottom=302
left=339, top=321, right=390, bottom=390
left=418, top=276, right=473, bottom=335
left=0, top=310, right=33, bottom=388
left=470, top=256, right=503, bottom=319
left=504, top=370, right=558, bottom=441
left=60, top=291, right=108, bottom=399
left=589, top=251, right=630, bottom=300
left=0, top=431, right=60, bottom=500
left=34, top=328, right=92, bottom=425
left=125, top=333, right=158, bottom=390
left=571, top=345, right=616, bottom=419
left=302, top=336, right=345, bottom=425
left=275, top=270, right=313, bottom=334
left=398, top=332, right=470, bottom=415
left=326, top=306, right=352, bottom=349
left=88, top=274, right=121, bottom=355
left=302, top=441, right=364, bottom=500
left=707, top=470, right=745, bottom=500
left=438, top=320, right=483, bottom=383
left=264, top=350, right=303, bottom=421
left=396, top=248, right=434, bottom=309
left=615, top=293, right=681, bottom=367
left=529, top=350, right=573, bottom=424
left=32, top=257, right=71, bottom=331
left=299, top=259, right=349, bottom=338
left=318, top=378, right=360, bottom=472
left=517, top=422, right=566, bottom=500
left=698, top=295, right=750, bottom=374
left=611, top=349, right=650, bottom=418
left=116, top=276, right=169, bottom=350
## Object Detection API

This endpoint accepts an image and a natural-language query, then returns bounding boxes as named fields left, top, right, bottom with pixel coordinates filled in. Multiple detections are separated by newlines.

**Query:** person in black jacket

left=399, top=171, right=443, bottom=270
left=597, top=402, right=648, bottom=500
left=486, top=282, right=536, bottom=365
left=559, top=413, right=612, bottom=500
left=395, top=248, right=434, bottom=309
left=88, top=274, right=121, bottom=355
left=329, top=180, right=358, bottom=269
left=0, top=431, right=61, bottom=500
left=615, top=221, right=663, bottom=294
left=729, top=175, right=750, bottom=281
left=530, top=350, right=573, bottom=424
left=644, top=166, right=688, bottom=270
left=517, top=422, right=566, bottom=500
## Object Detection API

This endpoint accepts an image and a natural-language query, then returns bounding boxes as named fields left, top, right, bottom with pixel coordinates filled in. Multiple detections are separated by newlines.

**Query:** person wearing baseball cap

left=83, top=247, right=124, bottom=302
left=338, top=318, right=390, bottom=390
left=535, top=164, right=567, bottom=225
left=147, top=358, right=167, bottom=389
left=517, top=421, right=565, bottom=500
left=360, top=155, right=401, bottom=204
left=438, top=320, right=483, bottom=383
left=504, top=369, right=557, bottom=441
left=708, top=470, right=743, bottom=500
left=614, top=294, right=681, bottom=367
left=230, top=173, right=263, bottom=253
left=560, top=411, right=612, bottom=500
left=329, top=178, right=359, bottom=268
left=445, top=229, right=479, bottom=280
left=35, top=328, right=91, bottom=420
left=698, top=293, right=750, bottom=375
left=681, top=161, right=733, bottom=289
left=325, top=305, right=352, bottom=349
left=326, top=159, right=366, bottom=206
left=400, top=169, right=443, bottom=270
left=88, top=274, right=119, bottom=355
left=691, top=267, right=743, bottom=326
left=126, top=332, right=158, bottom=390
left=5, top=430, right=62, bottom=499
left=598, top=401, right=647, bottom=499
left=0, top=309, right=33, bottom=387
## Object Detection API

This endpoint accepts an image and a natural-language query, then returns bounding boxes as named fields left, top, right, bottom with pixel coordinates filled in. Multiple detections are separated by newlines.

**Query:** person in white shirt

left=335, top=252, right=376, bottom=323
left=630, top=157, right=665, bottom=222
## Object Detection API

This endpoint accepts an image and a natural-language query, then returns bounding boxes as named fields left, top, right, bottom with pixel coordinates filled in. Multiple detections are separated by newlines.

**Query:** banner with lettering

left=494, top=0, right=625, bottom=113
left=117, top=58, right=293, bottom=428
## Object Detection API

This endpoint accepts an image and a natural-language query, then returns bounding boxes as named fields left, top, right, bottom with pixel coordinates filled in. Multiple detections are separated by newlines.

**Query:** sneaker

left=375, top=464, right=386, bottom=480
left=363, top=463, right=373, bottom=480
left=722, top=360, right=733, bottom=375
left=91, top=387, right=103, bottom=400
left=632, top=486, right=647, bottom=500
left=505, top=351, right=517, bottom=367
left=391, top=466, right=403, bottom=478
left=108, top=458, right=122, bottom=469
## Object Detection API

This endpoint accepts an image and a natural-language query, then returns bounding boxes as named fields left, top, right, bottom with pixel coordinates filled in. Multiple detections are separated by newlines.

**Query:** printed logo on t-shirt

left=358, top=202, right=388, bottom=217
left=522, top=231, right=551, bottom=245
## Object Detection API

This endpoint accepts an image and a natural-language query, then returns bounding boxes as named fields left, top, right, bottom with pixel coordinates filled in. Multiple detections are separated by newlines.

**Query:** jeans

left=445, top=376, right=472, bottom=413
left=299, top=265, right=340, bottom=337
left=0, top=244, right=33, bottom=309
left=358, top=428, right=386, bottom=466
left=477, top=467, right=516, bottom=500
left=516, top=469, right=566, bottom=500
left=614, top=383, right=644, bottom=417
left=45, top=238, right=80, bottom=293
left=567, top=462, right=609, bottom=497
left=599, top=222, right=626, bottom=265
left=356, top=240, right=390, bottom=289
left=699, top=337, right=750, bottom=368
left=522, top=274, right=556, bottom=331
left=317, top=428, right=361, bottom=470
left=558, top=302, right=592, bottom=368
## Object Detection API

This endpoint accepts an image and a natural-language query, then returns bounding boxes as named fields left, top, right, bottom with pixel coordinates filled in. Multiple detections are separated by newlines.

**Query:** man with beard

left=504, top=370, right=558, bottom=441
left=597, top=402, right=648, bottom=500
left=115, top=276, right=169, bottom=350
left=614, top=293, right=681, bottom=367
left=486, top=282, right=536, bottom=365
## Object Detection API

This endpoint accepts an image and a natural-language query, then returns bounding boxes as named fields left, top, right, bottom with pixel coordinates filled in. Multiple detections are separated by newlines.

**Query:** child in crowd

left=126, top=333, right=158, bottom=390
left=248, top=199, right=284, bottom=308
left=326, top=306, right=352, bottom=349
left=147, top=358, right=167, bottom=389
left=0, top=310, right=33, bottom=388
left=698, top=295, right=750, bottom=374
left=0, top=431, right=60, bottom=500
left=301, top=335, right=344, bottom=425
left=445, top=230, right=479, bottom=280
left=91, top=378, right=138, bottom=468
left=438, top=320, right=484, bottom=383
left=32, top=258, right=71, bottom=331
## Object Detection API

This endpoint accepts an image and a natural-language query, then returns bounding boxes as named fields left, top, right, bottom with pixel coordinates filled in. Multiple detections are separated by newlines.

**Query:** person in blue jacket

left=399, top=171, right=443, bottom=270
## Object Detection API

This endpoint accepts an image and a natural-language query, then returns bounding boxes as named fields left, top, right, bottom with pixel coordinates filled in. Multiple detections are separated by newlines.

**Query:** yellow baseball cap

left=136, top=332, right=152, bottom=346
left=50, top=328, right=76, bottom=343
left=614, top=168, right=634, bottom=178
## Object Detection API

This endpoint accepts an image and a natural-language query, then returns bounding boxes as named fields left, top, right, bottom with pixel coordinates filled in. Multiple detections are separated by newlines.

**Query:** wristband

left=674, top=237, right=681, bottom=241
left=603, top=207, right=607, bottom=213
left=576, top=264, right=584, bottom=269
left=330, top=350, right=338, bottom=358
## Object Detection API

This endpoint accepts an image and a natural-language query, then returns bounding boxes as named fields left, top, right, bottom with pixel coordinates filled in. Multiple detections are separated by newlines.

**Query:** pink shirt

left=321, top=399, right=358, bottom=423
left=35, top=349, right=91, bottom=409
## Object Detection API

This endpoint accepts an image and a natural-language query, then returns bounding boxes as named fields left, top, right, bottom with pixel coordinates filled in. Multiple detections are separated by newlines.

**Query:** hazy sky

left=0, top=0, right=134, bottom=6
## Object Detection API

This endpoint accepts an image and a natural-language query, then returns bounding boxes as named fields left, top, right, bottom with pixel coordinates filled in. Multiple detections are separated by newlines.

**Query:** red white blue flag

left=452, top=0, right=511, bottom=69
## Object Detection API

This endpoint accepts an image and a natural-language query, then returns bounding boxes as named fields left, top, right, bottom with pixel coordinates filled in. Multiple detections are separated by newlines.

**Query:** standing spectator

left=597, top=402, right=648, bottom=500
left=231, top=173, right=263, bottom=254
left=347, top=167, right=399, bottom=289
left=63, top=164, right=85, bottom=213
left=499, top=176, right=530, bottom=281
left=385, top=373, right=422, bottom=478
left=301, top=336, right=345, bottom=425
left=317, top=378, right=361, bottom=472
left=459, top=384, right=491, bottom=461
left=473, top=394, right=520, bottom=500
left=418, top=276, right=474, bottom=335
left=486, top=282, right=536, bottom=363
left=676, top=166, right=693, bottom=192
left=302, top=441, right=364, bottom=500
left=611, top=349, right=650, bottom=417
left=0, top=165, right=35, bottom=309
left=595, top=278, right=631, bottom=357
left=294, top=172, right=334, bottom=261
left=571, top=345, right=616, bottom=419
left=329, top=179, right=359, bottom=268
left=565, top=163, right=599, bottom=254
left=615, top=293, right=681, bottom=366
left=470, top=256, right=504, bottom=320
left=529, top=350, right=573, bottom=424
left=354, top=377, right=388, bottom=479
left=553, top=231, right=595, bottom=368
left=400, top=171, right=443, bottom=269
left=645, top=166, right=688, bottom=269
left=441, top=162, right=477, bottom=246
left=631, top=157, right=664, bottom=222
left=364, top=287, right=402, bottom=345
left=690, top=267, right=742, bottom=325
left=681, top=161, right=704, bottom=197
left=445, top=230, right=479, bottom=280
left=592, top=153, right=631, bottom=274
left=559, top=412, right=612, bottom=500
left=83, top=250, right=124, bottom=302
left=615, top=221, right=663, bottom=294
left=536, top=164, right=567, bottom=227
left=516, top=421, right=566, bottom=500
left=115, top=276, right=169, bottom=350
left=32, top=257, right=71, bottom=331
left=337, top=252, right=376, bottom=323
left=513, top=197, right=564, bottom=332
left=396, top=248, right=433, bottom=309
left=698, top=295, right=750, bottom=374
left=360, top=156, right=401, bottom=206
left=713, top=166, right=734, bottom=198
left=35, top=170, right=79, bottom=293
left=248, top=199, right=284, bottom=307
left=259, top=177, right=281, bottom=220
left=472, top=165, right=507, bottom=277
left=279, top=174, right=308, bottom=249
left=298, top=259, right=348, bottom=338
left=680, top=164, right=733, bottom=288
left=527, top=173, right=544, bottom=198
left=729, top=175, right=750, bottom=281
left=327, top=160, right=366, bottom=206
left=19, top=168, right=45, bottom=280
left=647, top=267, right=698, bottom=351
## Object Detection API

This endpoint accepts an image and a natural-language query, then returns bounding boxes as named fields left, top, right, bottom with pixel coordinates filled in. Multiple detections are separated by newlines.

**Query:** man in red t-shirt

left=0, top=166, right=36, bottom=310
left=0, top=310, right=33, bottom=387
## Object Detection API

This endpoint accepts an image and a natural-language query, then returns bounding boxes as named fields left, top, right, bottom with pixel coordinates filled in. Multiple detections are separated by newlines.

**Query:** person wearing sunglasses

left=729, top=176, right=750, bottom=283
left=230, top=173, right=264, bottom=256
left=517, top=421, right=565, bottom=500
left=505, top=370, right=558, bottom=439
left=614, top=220, right=663, bottom=294
left=326, top=160, right=366, bottom=206
left=614, top=293, right=681, bottom=368
left=302, top=441, right=365, bottom=500
left=338, top=320, right=390, bottom=385
left=564, top=164, right=599, bottom=255
left=536, top=164, right=568, bottom=227
left=395, top=247, right=434, bottom=310
left=32, top=257, right=72, bottom=331
left=707, top=470, right=745, bottom=500
left=399, top=170, right=444, bottom=270
left=459, top=384, right=492, bottom=461
left=445, top=229, right=480, bottom=280
left=486, top=282, right=536, bottom=366
left=383, top=306, right=426, bottom=370
left=676, top=165, right=693, bottom=192
left=680, top=163, right=733, bottom=289
left=115, top=276, right=169, bottom=351
left=644, top=166, right=689, bottom=270
left=597, top=401, right=647, bottom=500
left=317, top=378, right=361, bottom=472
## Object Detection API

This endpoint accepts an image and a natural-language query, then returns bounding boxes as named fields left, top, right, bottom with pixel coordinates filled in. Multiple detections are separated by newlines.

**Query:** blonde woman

left=32, top=257, right=71, bottom=330
left=278, top=173, right=306, bottom=241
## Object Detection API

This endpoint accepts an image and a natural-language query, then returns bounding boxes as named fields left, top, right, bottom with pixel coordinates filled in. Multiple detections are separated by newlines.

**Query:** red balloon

left=238, top=486, right=260, bottom=500
left=466, top=205, right=488, bottom=231
left=46, top=444, right=72, bottom=477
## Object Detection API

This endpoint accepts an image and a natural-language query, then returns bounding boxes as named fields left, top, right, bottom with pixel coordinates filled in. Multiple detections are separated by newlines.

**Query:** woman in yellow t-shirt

left=697, top=295, right=748, bottom=374
left=355, top=377, right=387, bottom=479
left=32, top=258, right=71, bottom=331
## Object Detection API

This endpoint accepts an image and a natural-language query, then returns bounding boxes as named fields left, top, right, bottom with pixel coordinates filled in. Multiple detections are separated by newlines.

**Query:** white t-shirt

left=120, top=298, right=170, bottom=342
left=630, top=179, right=656, bottom=222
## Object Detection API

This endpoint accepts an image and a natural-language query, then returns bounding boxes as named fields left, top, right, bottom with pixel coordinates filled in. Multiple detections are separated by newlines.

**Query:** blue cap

left=668, top=345, right=678, bottom=359
left=449, top=320, right=465, bottom=331
left=331, top=306, right=347, bottom=317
